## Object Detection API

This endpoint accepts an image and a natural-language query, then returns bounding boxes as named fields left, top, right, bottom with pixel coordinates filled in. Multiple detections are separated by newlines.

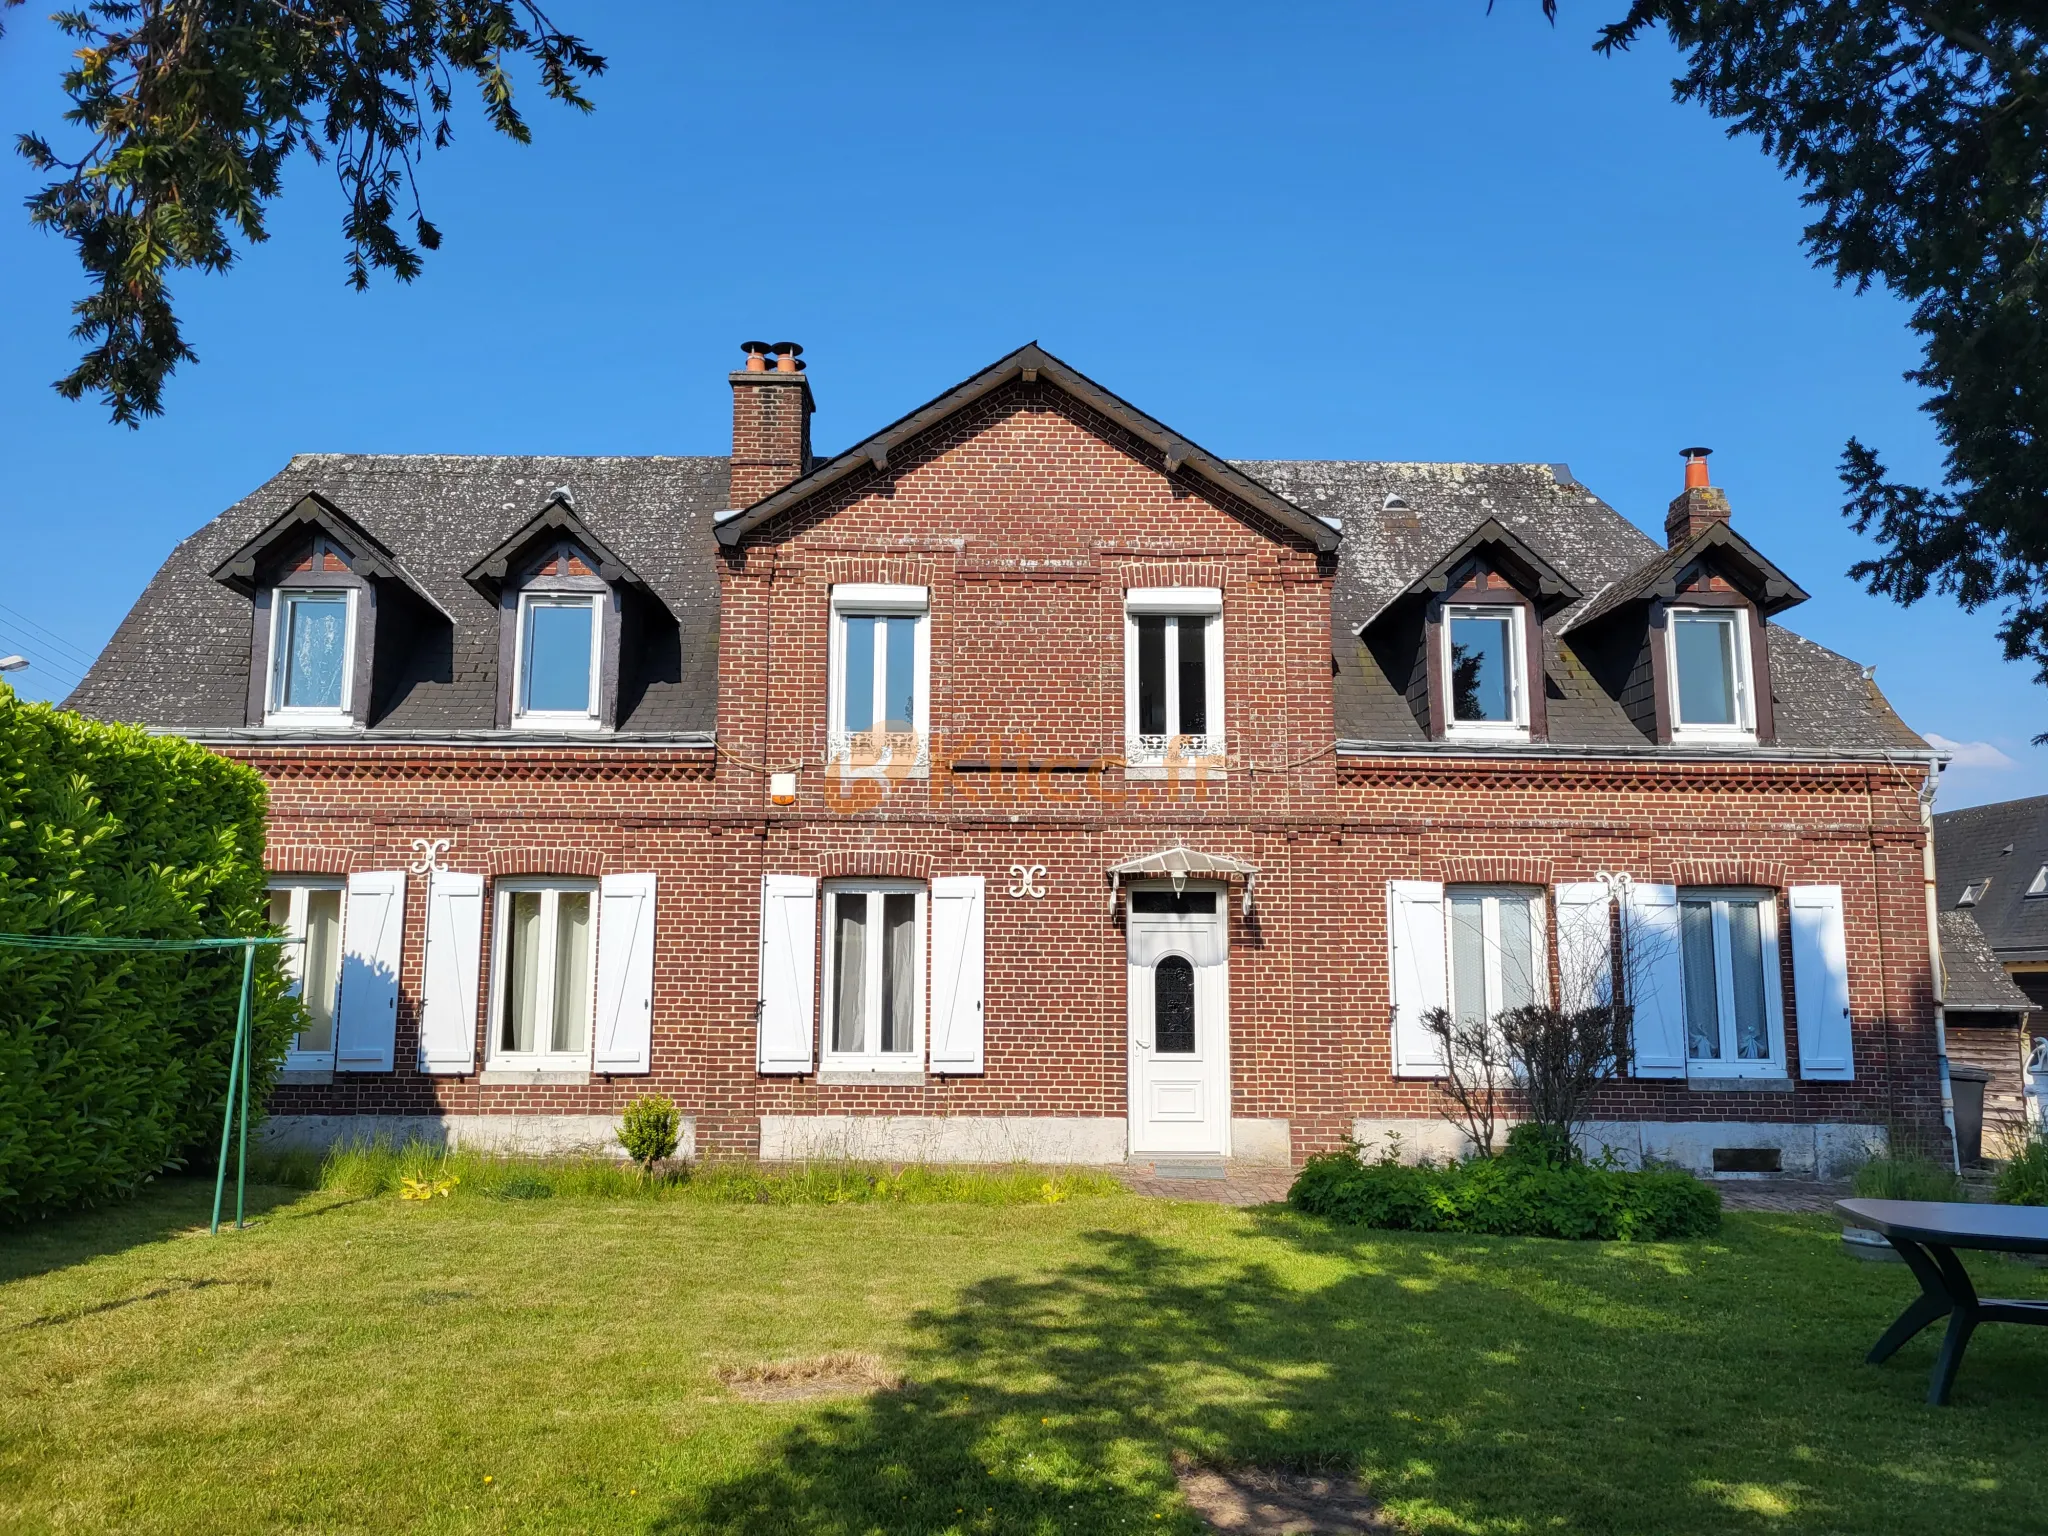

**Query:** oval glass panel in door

left=1154, top=955, right=1196, bottom=1054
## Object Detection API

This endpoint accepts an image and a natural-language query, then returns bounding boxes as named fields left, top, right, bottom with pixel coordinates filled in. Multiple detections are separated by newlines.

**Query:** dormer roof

left=1353, top=517, right=1582, bottom=634
left=1565, top=521, right=1810, bottom=634
left=209, top=491, right=446, bottom=617
left=462, top=491, right=646, bottom=593
left=713, top=342, right=1343, bottom=554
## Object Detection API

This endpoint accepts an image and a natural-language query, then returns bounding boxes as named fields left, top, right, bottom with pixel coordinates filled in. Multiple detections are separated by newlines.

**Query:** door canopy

left=1107, top=843, right=1259, bottom=916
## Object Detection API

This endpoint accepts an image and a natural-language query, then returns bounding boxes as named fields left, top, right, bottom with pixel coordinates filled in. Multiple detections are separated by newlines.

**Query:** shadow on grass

left=0, top=1176, right=309, bottom=1287
left=656, top=1215, right=2048, bottom=1536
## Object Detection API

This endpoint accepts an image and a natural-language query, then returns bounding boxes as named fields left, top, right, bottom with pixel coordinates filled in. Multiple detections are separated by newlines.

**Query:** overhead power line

left=0, top=601, right=98, bottom=668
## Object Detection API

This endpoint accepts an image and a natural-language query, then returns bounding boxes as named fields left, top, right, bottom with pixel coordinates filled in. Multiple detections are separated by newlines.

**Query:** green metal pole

left=209, top=947, right=251, bottom=1237
left=236, top=941, right=255, bottom=1229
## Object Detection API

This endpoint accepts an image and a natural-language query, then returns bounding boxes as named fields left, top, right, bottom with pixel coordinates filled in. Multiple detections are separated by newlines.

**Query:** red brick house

left=70, top=341, right=1947, bottom=1172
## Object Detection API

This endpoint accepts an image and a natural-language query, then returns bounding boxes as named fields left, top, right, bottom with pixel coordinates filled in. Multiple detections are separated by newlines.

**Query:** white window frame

left=1441, top=604, right=1529, bottom=742
left=1445, top=884, right=1549, bottom=1025
left=819, top=878, right=927, bottom=1073
left=485, top=876, right=601, bottom=1072
left=269, top=876, right=346, bottom=1068
left=826, top=585, right=931, bottom=778
left=1666, top=606, right=1757, bottom=744
left=1123, top=587, right=1226, bottom=775
left=1678, top=885, right=1787, bottom=1078
left=511, top=591, right=605, bottom=730
left=265, top=586, right=358, bottom=728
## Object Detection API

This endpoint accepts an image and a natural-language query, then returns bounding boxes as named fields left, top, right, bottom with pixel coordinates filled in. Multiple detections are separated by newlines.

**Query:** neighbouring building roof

left=68, top=455, right=727, bottom=738
left=1938, top=909, right=2039, bottom=1013
left=1935, top=796, right=2048, bottom=964
left=1238, top=459, right=1924, bottom=755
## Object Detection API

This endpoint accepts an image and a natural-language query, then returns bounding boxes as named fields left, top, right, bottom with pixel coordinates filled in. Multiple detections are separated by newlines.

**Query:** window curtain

left=503, top=891, right=544, bottom=1052
left=833, top=894, right=868, bottom=1053
left=881, top=892, right=916, bottom=1054
left=1679, top=901, right=1720, bottom=1060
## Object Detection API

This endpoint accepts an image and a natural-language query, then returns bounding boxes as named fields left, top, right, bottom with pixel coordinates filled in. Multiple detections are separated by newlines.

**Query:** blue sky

left=0, top=3, right=2037, bottom=806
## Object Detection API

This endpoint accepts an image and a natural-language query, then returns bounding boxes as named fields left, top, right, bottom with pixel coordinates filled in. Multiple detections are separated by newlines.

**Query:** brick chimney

left=1664, top=446, right=1731, bottom=548
left=729, top=340, right=815, bottom=507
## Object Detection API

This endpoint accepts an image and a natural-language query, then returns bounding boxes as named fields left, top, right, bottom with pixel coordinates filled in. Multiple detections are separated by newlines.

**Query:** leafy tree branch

left=1533, top=4, right=2048, bottom=705
left=6, top=1, right=605, bottom=425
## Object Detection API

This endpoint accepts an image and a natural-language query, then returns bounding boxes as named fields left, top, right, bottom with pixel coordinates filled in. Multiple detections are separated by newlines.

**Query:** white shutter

left=1790, top=883, right=1854, bottom=1080
left=929, top=875, right=986, bottom=1074
left=417, top=872, right=483, bottom=1074
left=594, top=873, right=657, bottom=1075
left=757, top=875, right=818, bottom=1074
left=1387, top=880, right=1447, bottom=1076
left=335, top=870, right=405, bottom=1072
left=1554, top=882, right=1614, bottom=1010
left=1622, top=882, right=1686, bottom=1078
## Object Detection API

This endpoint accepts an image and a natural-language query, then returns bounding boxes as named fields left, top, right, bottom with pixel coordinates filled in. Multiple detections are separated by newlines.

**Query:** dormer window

left=214, top=493, right=448, bottom=733
left=267, top=587, right=356, bottom=724
left=1443, top=605, right=1527, bottom=740
left=467, top=500, right=647, bottom=734
left=1125, top=587, right=1225, bottom=773
left=1668, top=607, right=1755, bottom=742
left=514, top=592, right=604, bottom=726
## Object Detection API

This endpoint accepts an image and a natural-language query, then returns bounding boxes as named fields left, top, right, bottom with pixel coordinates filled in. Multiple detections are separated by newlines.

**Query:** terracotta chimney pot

left=730, top=340, right=816, bottom=507
left=1665, top=446, right=1732, bottom=548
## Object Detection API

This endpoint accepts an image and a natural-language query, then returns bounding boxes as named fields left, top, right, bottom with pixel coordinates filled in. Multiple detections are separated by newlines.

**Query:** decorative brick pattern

left=820, top=850, right=935, bottom=880
left=1437, top=856, right=1554, bottom=887
left=487, top=847, right=605, bottom=877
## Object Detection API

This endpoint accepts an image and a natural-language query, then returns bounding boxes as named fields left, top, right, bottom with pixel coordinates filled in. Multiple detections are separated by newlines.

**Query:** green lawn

left=3, top=1178, right=2046, bottom=1534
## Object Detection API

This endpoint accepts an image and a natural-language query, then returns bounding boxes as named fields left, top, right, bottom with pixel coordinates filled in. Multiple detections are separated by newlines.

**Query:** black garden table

left=1835, top=1199, right=2048, bottom=1405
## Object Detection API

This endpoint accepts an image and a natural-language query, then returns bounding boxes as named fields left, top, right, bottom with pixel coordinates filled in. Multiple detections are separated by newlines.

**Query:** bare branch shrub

left=1423, top=877, right=1677, bottom=1164
left=1421, top=1004, right=1514, bottom=1158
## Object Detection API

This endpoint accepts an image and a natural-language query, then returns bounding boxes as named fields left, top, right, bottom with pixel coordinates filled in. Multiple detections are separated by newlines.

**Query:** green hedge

left=0, top=685, right=297, bottom=1221
left=1288, top=1147, right=1722, bottom=1241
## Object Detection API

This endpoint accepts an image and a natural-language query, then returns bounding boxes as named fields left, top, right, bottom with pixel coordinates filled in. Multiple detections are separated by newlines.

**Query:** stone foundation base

left=755, top=1115, right=1294, bottom=1166
left=759, top=1114, right=1129, bottom=1164
left=257, top=1113, right=665, bottom=1160
left=1350, top=1117, right=1889, bottom=1178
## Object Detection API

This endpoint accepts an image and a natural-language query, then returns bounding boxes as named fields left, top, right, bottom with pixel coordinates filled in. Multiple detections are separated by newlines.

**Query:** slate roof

left=66, top=454, right=727, bottom=737
left=71, top=428, right=1924, bottom=760
left=1938, top=910, right=2038, bottom=1012
left=1934, top=796, right=2048, bottom=963
left=1236, top=459, right=1926, bottom=755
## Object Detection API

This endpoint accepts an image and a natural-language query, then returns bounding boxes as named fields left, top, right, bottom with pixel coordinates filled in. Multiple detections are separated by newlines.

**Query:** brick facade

left=233, top=362, right=1943, bottom=1170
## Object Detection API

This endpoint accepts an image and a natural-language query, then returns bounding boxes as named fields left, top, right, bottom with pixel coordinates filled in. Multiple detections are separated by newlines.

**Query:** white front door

left=1127, top=885, right=1230, bottom=1157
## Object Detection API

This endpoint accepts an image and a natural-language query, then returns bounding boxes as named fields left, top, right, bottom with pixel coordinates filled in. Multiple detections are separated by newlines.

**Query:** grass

left=250, top=1139, right=1126, bottom=1206
left=2, top=1172, right=2046, bottom=1534
left=1851, top=1152, right=1964, bottom=1203
left=1993, top=1129, right=2048, bottom=1206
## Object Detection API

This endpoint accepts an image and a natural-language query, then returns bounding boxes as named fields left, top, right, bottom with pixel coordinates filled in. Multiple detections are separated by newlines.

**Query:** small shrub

left=618, top=1094, right=682, bottom=1169
left=1288, top=1148, right=1720, bottom=1241
left=1852, top=1154, right=1962, bottom=1203
left=1502, top=1122, right=1575, bottom=1169
left=1994, top=1131, right=2048, bottom=1206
